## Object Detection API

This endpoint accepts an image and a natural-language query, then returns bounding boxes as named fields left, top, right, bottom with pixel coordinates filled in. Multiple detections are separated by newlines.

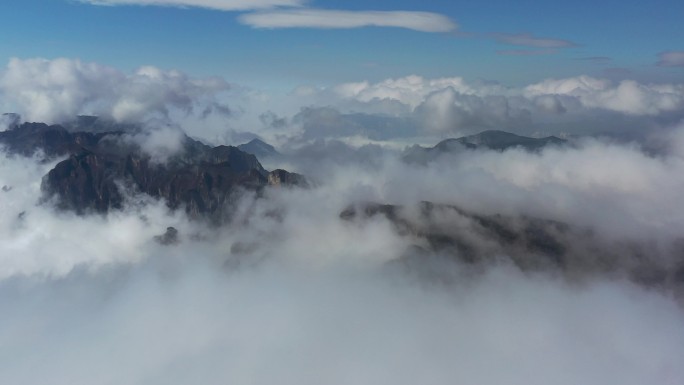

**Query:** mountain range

left=403, top=130, right=567, bottom=164
left=2, top=119, right=682, bottom=291
left=0, top=120, right=305, bottom=221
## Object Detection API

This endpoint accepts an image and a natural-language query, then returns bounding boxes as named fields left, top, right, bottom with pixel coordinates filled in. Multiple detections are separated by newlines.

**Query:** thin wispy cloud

left=239, top=9, right=457, bottom=33
left=78, top=0, right=305, bottom=11
left=575, top=56, right=612, bottom=63
left=657, top=51, right=684, bottom=67
left=497, top=49, right=558, bottom=56
left=492, top=33, right=578, bottom=48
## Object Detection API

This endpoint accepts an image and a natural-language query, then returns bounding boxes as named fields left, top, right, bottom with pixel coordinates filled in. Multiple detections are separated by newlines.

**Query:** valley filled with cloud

left=2, top=52, right=684, bottom=384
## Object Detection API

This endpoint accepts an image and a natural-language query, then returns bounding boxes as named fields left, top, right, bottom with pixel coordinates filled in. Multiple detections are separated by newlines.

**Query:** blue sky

left=0, top=0, right=682, bottom=88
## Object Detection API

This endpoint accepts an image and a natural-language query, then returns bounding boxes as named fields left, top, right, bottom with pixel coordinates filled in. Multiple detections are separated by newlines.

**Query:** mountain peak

left=238, top=138, right=280, bottom=158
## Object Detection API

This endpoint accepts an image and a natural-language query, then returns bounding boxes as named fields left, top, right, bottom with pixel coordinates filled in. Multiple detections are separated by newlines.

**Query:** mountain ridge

left=0, top=121, right=306, bottom=220
left=403, top=130, right=567, bottom=163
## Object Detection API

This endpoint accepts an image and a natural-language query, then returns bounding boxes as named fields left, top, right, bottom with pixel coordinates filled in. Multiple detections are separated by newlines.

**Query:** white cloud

left=3, top=58, right=684, bottom=383
left=526, top=76, right=684, bottom=115
left=332, top=74, right=684, bottom=119
left=3, top=57, right=684, bottom=150
left=0, top=58, right=230, bottom=123
left=120, top=124, right=188, bottom=162
left=3, top=127, right=684, bottom=384
left=239, top=9, right=457, bottom=32
left=305, top=75, right=683, bottom=137
left=331, top=75, right=505, bottom=109
left=79, top=0, right=305, bottom=11
left=414, top=88, right=532, bottom=134
left=657, top=51, right=684, bottom=67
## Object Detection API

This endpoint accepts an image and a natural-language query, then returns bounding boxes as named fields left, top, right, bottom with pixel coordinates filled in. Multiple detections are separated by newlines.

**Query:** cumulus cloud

left=492, top=32, right=578, bottom=48
left=525, top=75, right=684, bottom=115
left=330, top=75, right=506, bottom=109
left=78, top=0, right=305, bottom=11
left=297, top=75, right=683, bottom=138
left=124, top=123, right=188, bottom=162
left=239, top=9, right=457, bottom=32
left=657, top=51, right=684, bottom=67
left=8, top=58, right=682, bottom=146
left=0, top=58, right=230, bottom=124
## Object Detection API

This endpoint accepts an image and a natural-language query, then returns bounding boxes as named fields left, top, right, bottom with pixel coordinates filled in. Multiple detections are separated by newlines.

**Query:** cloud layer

left=0, top=58, right=229, bottom=123
left=3, top=54, right=684, bottom=383
left=284, top=74, right=684, bottom=140
left=3, top=122, right=684, bottom=384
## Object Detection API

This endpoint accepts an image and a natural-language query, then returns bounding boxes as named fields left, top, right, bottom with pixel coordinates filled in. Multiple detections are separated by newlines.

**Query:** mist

left=3, top=129, right=684, bottom=384
left=2, top=58, right=684, bottom=384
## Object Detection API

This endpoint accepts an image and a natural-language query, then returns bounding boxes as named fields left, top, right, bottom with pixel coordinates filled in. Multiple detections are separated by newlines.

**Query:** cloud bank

left=0, top=58, right=230, bottom=123
left=2, top=122, right=684, bottom=384
left=281, top=74, right=683, bottom=140
left=3, top=57, right=684, bottom=147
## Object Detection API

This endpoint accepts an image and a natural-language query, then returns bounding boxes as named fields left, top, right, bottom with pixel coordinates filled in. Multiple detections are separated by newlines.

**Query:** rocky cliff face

left=341, top=201, right=684, bottom=288
left=0, top=121, right=306, bottom=220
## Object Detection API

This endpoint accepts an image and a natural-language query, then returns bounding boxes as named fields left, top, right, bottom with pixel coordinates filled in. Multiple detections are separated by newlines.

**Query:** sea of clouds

left=1, top=58, right=684, bottom=385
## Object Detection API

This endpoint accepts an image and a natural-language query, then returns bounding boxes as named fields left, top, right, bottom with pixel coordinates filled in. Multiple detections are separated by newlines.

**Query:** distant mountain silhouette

left=404, top=130, right=567, bottom=163
left=237, top=138, right=280, bottom=159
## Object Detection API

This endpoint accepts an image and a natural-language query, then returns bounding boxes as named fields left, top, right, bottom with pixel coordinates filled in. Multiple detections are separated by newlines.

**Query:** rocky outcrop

left=1, top=121, right=306, bottom=220
left=0, top=121, right=117, bottom=157
left=341, top=201, right=567, bottom=269
left=341, top=201, right=684, bottom=288
left=267, top=169, right=308, bottom=187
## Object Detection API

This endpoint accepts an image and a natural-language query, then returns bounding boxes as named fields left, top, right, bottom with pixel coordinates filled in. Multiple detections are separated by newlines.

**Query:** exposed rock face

left=267, top=169, right=309, bottom=187
left=0, top=121, right=117, bottom=157
left=154, top=227, right=180, bottom=245
left=0, top=121, right=306, bottom=219
left=341, top=202, right=567, bottom=269
left=341, top=201, right=684, bottom=288
left=403, top=130, right=567, bottom=164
